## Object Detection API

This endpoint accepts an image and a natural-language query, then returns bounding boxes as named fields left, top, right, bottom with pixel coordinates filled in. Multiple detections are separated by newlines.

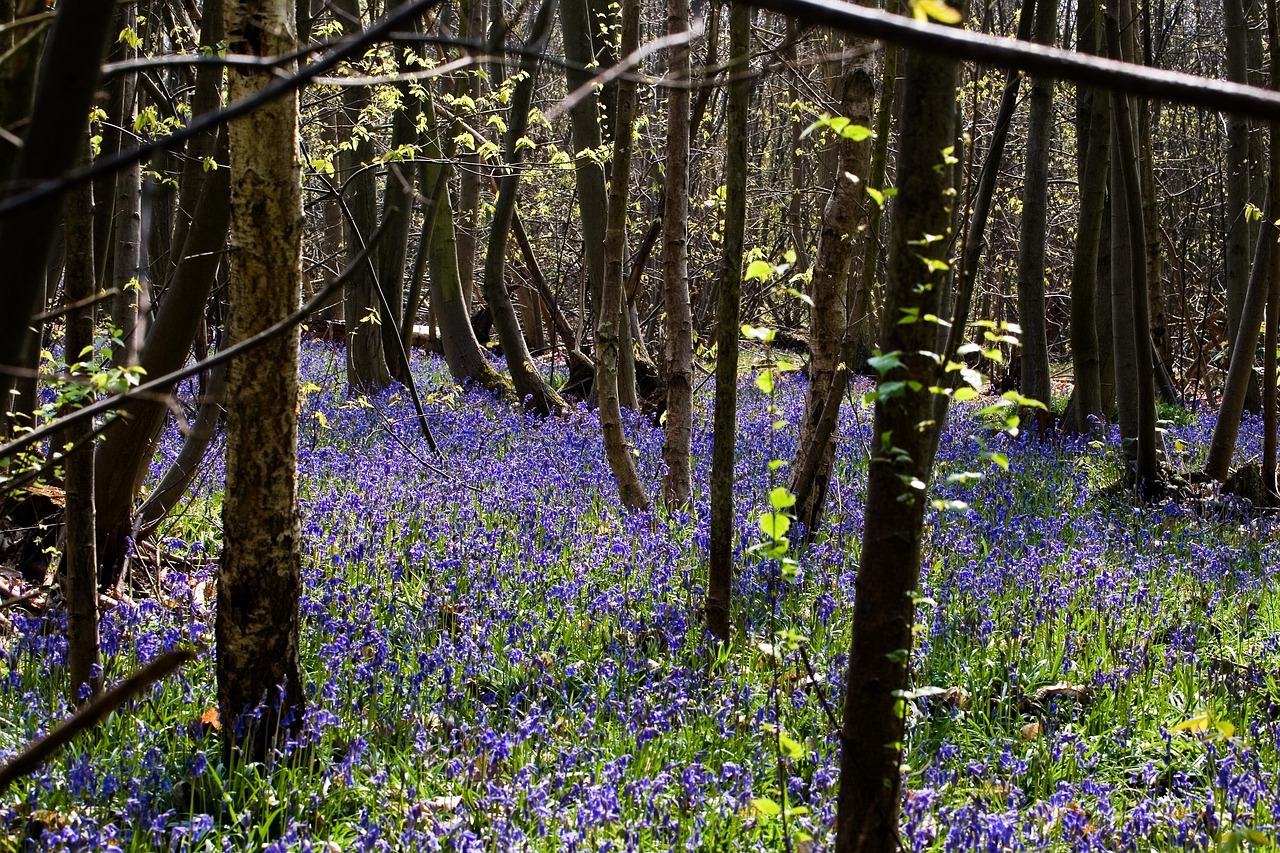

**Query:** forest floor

left=0, top=342, right=1277, bottom=851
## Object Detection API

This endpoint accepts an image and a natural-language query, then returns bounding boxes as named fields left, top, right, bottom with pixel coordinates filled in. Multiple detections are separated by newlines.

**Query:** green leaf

left=742, top=324, right=776, bottom=342
left=754, top=371, right=775, bottom=395
left=751, top=798, right=782, bottom=817
left=745, top=259, right=773, bottom=281
left=759, top=511, right=791, bottom=540
left=769, top=487, right=797, bottom=510
left=911, top=0, right=962, bottom=24
left=838, top=123, right=873, bottom=141
left=778, top=731, right=805, bottom=760
left=867, top=351, right=904, bottom=375
left=988, top=452, right=1009, bottom=471
left=953, top=386, right=979, bottom=402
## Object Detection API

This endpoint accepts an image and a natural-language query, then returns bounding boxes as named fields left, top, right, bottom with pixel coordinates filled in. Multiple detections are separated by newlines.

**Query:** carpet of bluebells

left=2, top=343, right=1279, bottom=851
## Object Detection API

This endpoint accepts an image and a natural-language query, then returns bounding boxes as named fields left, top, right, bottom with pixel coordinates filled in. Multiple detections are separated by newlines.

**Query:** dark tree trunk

left=61, top=149, right=102, bottom=705
left=334, top=0, right=392, bottom=394
left=1016, top=0, right=1058, bottom=430
left=480, top=0, right=565, bottom=415
left=598, top=0, right=649, bottom=512
left=789, top=47, right=875, bottom=536
left=0, top=0, right=118, bottom=436
left=836, top=42, right=958, bottom=853
left=706, top=3, right=751, bottom=643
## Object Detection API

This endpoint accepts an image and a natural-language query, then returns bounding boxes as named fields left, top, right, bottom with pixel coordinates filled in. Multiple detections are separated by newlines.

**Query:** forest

left=0, top=0, right=1279, bottom=848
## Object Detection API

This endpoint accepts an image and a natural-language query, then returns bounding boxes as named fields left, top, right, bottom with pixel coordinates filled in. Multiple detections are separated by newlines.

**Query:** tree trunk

left=0, top=0, right=118, bottom=436
left=480, top=0, right=565, bottom=415
left=660, top=0, right=694, bottom=510
left=377, top=34, right=424, bottom=385
left=560, top=0, right=609, bottom=364
left=1224, top=0, right=1263, bottom=411
left=1016, top=0, right=1057, bottom=430
left=454, top=0, right=486, bottom=311
left=598, top=0, right=649, bottom=512
left=421, top=92, right=510, bottom=394
left=836, top=43, right=958, bottom=853
left=790, top=47, right=875, bottom=536
left=1107, top=13, right=1160, bottom=492
left=61, top=149, right=101, bottom=706
left=1068, top=87, right=1111, bottom=432
left=334, top=0, right=392, bottom=394
left=92, top=132, right=231, bottom=591
left=218, top=0, right=305, bottom=760
left=706, top=3, right=751, bottom=643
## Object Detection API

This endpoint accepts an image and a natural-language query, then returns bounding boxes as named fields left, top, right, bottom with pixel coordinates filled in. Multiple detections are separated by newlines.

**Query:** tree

left=598, top=0, right=650, bottom=512
left=0, top=0, right=118, bottom=437
left=836, top=39, right=957, bottom=853
left=480, top=0, right=566, bottom=415
left=706, top=2, right=751, bottom=642
left=660, top=0, right=695, bottom=510
left=789, top=45, right=875, bottom=535
left=334, top=0, right=393, bottom=394
left=1016, top=0, right=1058, bottom=430
left=217, top=0, right=306, bottom=758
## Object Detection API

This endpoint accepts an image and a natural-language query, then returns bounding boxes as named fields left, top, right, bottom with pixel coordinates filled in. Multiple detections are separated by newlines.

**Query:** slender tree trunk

left=790, top=47, right=875, bottom=536
left=0, top=0, right=118, bottom=431
left=334, top=0, right=392, bottom=394
left=218, top=0, right=305, bottom=760
left=377, top=32, right=424, bottom=384
left=1065, top=0, right=1110, bottom=433
left=836, top=43, right=958, bottom=853
left=850, top=12, right=899, bottom=369
left=1224, top=0, right=1262, bottom=411
left=454, top=0, right=485, bottom=310
left=560, top=0, right=609, bottom=364
left=1108, top=14, right=1160, bottom=491
left=1016, top=0, right=1057, bottom=430
left=706, top=3, right=751, bottom=643
left=598, top=0, right=649, bottom=512
left=62, top=150, right=101, bottom=706
left=661, top=0, right=694, bottom=510
left=481, top=0, right=565, bottom=415
left=422, top=93, right=509, bottom=394
left=1069, top=88, right=1111, bottom=432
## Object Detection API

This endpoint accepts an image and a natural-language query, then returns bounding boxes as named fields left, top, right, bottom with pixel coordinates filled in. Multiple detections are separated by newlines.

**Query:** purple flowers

left=0, top=344, right=1276, bottom=850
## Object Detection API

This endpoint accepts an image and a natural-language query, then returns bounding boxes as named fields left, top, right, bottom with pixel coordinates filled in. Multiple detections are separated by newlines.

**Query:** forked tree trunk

left=660, top=0, right=694, bottom=510
left=598, top=0, right=649, bottom=512
left=836, top=43, right=958, bottom=853
left=706, top=3, right=751, bottom=642
left=218, top=0, right=305, bottom=760
left=481, top=0, right=565, bottom=415
left=421, top=92, right=509, bottom=394
left=789, top=47, right=875, bottom=536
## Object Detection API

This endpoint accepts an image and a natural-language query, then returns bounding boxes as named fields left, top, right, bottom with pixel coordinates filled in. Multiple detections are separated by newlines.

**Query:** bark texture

left=598, top=0, right=649, bottom=512
left=835, top=44, right=957, bottom=853
left=218, top=0, right=305, bottom=758
left=706, top=3, right=751, bottom=642
left=660, top=0, right=694, bottom=510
